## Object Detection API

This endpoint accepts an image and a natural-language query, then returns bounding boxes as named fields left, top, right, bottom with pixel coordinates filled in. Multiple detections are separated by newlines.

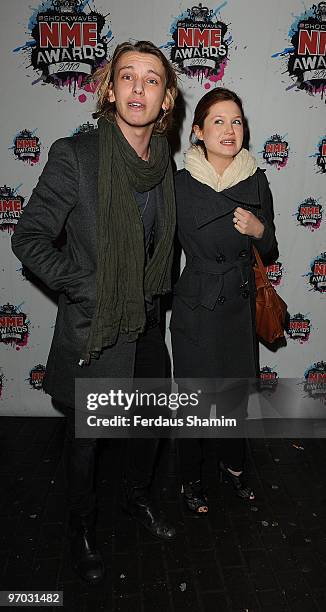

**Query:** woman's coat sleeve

left=252, top=170, right=278, bottom=261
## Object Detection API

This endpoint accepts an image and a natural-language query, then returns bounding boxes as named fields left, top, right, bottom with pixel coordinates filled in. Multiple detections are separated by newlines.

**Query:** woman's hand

left=233, top=206, right=264, bottom=239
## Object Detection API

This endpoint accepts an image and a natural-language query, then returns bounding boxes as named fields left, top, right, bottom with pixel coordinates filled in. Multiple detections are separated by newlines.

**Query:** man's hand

left=233, top=206, right=264, bottom=239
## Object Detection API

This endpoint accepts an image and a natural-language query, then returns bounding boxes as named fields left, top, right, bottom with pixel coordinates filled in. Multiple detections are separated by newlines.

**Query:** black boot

left=70, top=510, right=105, bottom=584
left=122, top=482, right=176, bottom=541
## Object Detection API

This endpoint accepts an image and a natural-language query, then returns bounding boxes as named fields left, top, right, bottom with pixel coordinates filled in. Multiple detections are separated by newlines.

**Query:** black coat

left=170, top=168, right=277, bottom=382
left=11, top=130, right=167, bottom=408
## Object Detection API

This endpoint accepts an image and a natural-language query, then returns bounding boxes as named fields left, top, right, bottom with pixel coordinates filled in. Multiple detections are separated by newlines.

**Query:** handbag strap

left=253, top=245, right=270, bottom=288
left=253, top=245, right=266, bottom=274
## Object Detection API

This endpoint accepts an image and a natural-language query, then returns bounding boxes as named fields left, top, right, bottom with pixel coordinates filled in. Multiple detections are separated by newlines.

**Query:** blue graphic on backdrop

left=13, top=0, right=113, bottom=102
left=272, top=3, right=326, bottom=100
left=165, top=2, right=232, bottom=88
left=295, top=197, right=323, bottom=231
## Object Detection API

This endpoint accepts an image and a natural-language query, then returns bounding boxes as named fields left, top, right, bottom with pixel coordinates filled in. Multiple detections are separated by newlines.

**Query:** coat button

left=217, top=295, right=226, bottom=304
left=216, top=253, right=226, bottom=263
left=241, top=289, right=250, bottom=299
left=238, top=249, right=248, bottom=258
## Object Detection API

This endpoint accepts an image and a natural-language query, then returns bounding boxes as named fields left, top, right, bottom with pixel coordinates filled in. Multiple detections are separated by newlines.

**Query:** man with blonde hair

left=12, top=40, right=178, bottom=584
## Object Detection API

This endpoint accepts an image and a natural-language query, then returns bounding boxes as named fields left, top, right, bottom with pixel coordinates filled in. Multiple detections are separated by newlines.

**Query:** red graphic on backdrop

left=14, top=130, right=41, bottom=164
left=262, top=135, right=289, bottom=169
left=0, top=304, right=29, bottom=347
left=304, top=361, right=326, bottom=403
left=266, top=262, right=284, bottom=286
left=308, top=253, right=326, bottom=293
left=286, top=313, right=311, bottom=343
left=0, top=186, right=24, bottom=233
left=259, top=366, right=278, bottom=391
left=168, top=3, right=230, bottom=86
left=297, top=197, right=322, bottom=231
left=29, top=364, right=46, bottom=390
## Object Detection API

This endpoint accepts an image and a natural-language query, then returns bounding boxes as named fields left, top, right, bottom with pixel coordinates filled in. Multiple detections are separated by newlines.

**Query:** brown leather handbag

left=253, top=246, right=287, bottom=344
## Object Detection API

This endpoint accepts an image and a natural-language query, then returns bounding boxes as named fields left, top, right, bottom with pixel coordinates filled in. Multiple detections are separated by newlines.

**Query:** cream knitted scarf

left=184, top=145, right=257, bottom=192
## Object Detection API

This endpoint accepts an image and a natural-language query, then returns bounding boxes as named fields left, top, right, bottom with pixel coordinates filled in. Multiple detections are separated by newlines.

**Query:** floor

left=1, top=417, right=326, bottom=611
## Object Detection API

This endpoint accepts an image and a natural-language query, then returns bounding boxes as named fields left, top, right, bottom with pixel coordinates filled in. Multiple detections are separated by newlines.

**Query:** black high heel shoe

left=181, top=480, right=208, bottom=515
left=219, top=461, right=255, bottom=500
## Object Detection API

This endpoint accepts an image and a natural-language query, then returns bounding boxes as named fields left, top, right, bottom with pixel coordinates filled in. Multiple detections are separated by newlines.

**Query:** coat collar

left=182, top=169, right=261, bottom=228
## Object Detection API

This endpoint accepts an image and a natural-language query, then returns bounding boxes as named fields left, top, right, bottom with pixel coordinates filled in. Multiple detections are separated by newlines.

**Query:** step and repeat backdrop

left=0, top=0, right=325, bottom=415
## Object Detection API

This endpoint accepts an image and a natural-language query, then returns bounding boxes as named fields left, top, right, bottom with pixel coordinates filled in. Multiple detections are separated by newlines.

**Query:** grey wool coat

left=170, top=168, right=278, bottom=382
left=11, top=130, right=167, bottom=408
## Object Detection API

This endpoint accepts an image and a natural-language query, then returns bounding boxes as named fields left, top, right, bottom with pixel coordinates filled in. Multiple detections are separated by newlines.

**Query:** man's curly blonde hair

left=93, top=40, right=178, bottom=134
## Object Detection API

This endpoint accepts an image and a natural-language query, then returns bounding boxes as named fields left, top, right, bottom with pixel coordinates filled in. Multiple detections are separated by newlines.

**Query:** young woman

left=171, top=88, right=278, bottom=514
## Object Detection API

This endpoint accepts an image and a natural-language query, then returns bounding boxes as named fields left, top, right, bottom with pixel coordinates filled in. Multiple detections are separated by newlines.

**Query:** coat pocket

left=170, top=269, right=202, bottom=345
left=170, top=295, right=201, bottom=346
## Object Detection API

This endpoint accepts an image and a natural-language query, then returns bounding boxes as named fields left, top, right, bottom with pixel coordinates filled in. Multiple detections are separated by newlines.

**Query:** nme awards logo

left=296, top=197, right=323, bottom=230
left=310, top=137, right=326, bottom=173
left=29, top=364, right=46, bottom=390
left=72, top=121, right=96, bottom=135
left=266, top=261, right=283, bottom=286
left=14, top=0, right=111, bottom=100
left=0, top=304, right=29, bottom=347
left=304, top=361, right=326, bottom=402
left=286, top=313, right=311, bottom=342
left=308, top=252, right=326, bottom=292
left=273, top=2, right=326, bottom=99
left=259, top=366, right=278, bottom=390
left=167, top=3, right=230, bottom=87
left=0, top=186, right=24, bottom=233
left=12, top=130, right=41, bottom=164
left=262, top=135, right=289, bottom=170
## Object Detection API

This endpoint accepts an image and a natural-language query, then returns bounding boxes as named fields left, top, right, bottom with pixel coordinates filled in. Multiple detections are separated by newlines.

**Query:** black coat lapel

left=188, top=171, right=261, bottom=228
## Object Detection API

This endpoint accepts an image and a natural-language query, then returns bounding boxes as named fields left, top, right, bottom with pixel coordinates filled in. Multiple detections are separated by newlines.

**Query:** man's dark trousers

left=61, top=324, right=168, bottom=515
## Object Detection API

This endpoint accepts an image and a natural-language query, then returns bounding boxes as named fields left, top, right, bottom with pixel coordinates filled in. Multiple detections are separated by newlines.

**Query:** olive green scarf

left=83, top=117, right=175, bottom=362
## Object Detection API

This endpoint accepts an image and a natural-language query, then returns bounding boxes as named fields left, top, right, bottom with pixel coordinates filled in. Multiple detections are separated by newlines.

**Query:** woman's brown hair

left=93, top=40, right=178, bottom=134
left=190, top=87, right=249, bottom=154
